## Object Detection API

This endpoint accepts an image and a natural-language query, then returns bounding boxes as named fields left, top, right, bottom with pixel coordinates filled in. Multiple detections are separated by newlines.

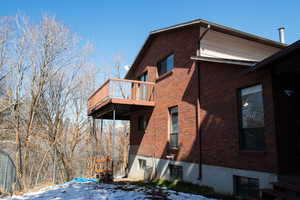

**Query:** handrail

left=109, top=78, right=155, bottom=85
left=88, top=80, right=110, bottom=100
left=88, top=78, right=155, bottom=113
left=88, top=78, right=155, bottom=100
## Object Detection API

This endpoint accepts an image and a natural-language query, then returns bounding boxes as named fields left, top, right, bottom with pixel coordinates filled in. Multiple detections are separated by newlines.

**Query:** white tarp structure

left=0, top=150, right=16, bottom=193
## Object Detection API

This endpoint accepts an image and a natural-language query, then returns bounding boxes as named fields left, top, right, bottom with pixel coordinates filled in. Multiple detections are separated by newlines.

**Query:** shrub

left=131, top=179, right=236, bottom=200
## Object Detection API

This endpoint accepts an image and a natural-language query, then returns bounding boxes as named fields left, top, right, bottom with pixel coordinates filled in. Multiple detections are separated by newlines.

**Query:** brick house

left=88, top=19, right=299, bottom=198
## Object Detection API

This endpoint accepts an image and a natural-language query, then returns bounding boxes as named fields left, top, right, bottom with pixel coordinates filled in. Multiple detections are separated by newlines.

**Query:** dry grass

left=0, top=187, right=10, bottom=198
left=12, top=182, right=55, bottom=196
left=114, top=177, right=143, bottom=182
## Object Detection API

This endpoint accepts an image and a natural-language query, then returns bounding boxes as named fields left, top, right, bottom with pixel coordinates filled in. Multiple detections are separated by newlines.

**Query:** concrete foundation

left=128, top=154, right=278, bottom=194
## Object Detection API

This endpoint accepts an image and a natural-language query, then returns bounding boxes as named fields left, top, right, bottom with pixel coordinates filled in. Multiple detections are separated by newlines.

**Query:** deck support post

left=100, top=119, right=103, bottom=157
left=112, top=107, right=116, bottom=180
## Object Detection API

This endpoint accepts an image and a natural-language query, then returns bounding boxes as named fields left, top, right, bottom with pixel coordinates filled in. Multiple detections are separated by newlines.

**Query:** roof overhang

left=191, top=56, right=257, bottom=66
left=248, top=40, right=300, bottom=72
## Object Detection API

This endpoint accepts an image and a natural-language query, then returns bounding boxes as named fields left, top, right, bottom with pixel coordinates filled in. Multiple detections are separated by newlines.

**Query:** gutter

left=196, top=24, right=211, bottom=180
left=191, top=56, right=257, bottom=67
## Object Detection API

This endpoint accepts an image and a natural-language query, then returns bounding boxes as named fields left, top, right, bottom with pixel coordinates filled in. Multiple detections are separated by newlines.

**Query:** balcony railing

left=88, top=78, right=155, bottom=115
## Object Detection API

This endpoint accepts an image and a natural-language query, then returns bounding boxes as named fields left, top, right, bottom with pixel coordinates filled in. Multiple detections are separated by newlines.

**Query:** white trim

left=191, top=56, right=257, bottom=66
left=241, top=84, right=262, bottom=96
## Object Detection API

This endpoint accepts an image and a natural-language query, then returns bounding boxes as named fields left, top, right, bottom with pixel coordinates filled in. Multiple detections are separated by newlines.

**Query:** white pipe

left=278, top=27, right=285, bottom=44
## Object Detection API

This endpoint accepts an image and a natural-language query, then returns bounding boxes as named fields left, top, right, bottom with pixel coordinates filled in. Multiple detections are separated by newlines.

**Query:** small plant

left=130, top=179, right=236, bottom=200
left=153, top=179, right=215, bottom=196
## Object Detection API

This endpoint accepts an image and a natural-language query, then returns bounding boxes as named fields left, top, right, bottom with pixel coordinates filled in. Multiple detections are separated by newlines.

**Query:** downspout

left=197, top=24, right=210, bottom=180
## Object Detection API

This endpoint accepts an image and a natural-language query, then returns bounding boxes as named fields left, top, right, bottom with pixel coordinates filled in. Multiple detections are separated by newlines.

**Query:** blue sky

left=1, top=0, right=299, bottom=79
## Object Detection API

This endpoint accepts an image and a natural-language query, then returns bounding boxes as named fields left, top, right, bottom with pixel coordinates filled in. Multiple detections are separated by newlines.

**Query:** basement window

left=169, top=164, right=183, bottom=180
left=158, top=54, right=174, bottom=76
left=234, top=176, right=259, bottom=198
left=138, top=159, right=146, bottom=170
left=238, top=84, right=266, bottom=151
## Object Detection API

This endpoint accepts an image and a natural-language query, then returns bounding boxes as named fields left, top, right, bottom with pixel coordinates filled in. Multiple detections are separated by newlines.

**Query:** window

left=158, top=54, right=174, bottom=76
left=138, top=116, right=147, bottom=131
left=138, top=73, right=148, bottom=101
left=138, top=159, right=146, bottom=170
left=234, top=176, right=259, bottom=198
left=138, top=73, right=148, bottom=82
left=169, top=106, right=178, bottom=148
left=169, top=164, right=183, bottom=180
left=239, top=84, right=265, bottom=150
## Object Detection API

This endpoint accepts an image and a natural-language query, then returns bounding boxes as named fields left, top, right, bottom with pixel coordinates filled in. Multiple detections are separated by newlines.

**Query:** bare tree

left=0, top=13, right=129, bottom=191
left=1, top=14, right=95, bottom=189
left=0, top=17, right=13, bottom=86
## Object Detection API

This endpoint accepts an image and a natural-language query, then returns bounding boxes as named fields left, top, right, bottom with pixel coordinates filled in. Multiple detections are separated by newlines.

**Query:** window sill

left=169, top=146, right=179, bottom=151
left=137, top=130, right=146, bottom=134
left=155, top=71, right=173, bottom=82
left=239, top=150, right=267, bottom=156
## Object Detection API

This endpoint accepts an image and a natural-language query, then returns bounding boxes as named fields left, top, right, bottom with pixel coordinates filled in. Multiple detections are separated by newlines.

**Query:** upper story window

left=169, top=106, right=178, bottom=148
left=158, top=54, right=174, bottom=76
left=239, top=84, right=265, bottom=151
left=138, top=72, right=148, bottom=101
left=138, top=72, right=148, bottom=82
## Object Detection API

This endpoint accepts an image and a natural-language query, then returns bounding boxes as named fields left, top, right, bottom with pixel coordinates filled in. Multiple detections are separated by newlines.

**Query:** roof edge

left=125, top=18, right=287, bottom=79
left=150, top=19, right=286, bottom=48
left=249, top=40, right=300, bottom=72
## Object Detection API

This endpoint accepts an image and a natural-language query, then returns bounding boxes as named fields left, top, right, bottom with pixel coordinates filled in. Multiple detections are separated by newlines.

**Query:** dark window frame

left=138, top=116, right=147, bottom=131
left=234, top=175, right=260, bottom=198
left=169, top=106, right=179, bottom=148
left=169, top=164, right=183, bottom=180
left=137, top=72, right=148, bottom=82
left=157, top=54, right=174, bottom=77
left=237, top=83, right=266, bottom=151
left=138, top=159, right=146, bottom=170
left=137, top=72, right=148, bottom=101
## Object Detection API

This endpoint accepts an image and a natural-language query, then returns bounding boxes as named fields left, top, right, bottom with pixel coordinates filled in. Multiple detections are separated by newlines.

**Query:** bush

left=153, top=179, right=215, bottom=196
left=131, top=179, right=236, bottom=200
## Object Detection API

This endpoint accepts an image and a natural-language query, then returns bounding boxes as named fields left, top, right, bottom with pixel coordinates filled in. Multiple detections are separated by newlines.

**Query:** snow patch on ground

left=1, top=180, right=217, bottom=200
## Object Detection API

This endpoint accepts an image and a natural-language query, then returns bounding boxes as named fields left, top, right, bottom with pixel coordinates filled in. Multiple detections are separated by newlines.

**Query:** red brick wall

left=272, top=73, right=300, bottom=173
left=199, top=62, right=278, bottom=173
left=129, top=26, right=201, bottom=163
left=127, top=26, right=279, bottom=173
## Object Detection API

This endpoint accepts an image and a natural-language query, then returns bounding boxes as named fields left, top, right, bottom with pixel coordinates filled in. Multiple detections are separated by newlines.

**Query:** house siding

left=199, top=29, right=279, bottom=61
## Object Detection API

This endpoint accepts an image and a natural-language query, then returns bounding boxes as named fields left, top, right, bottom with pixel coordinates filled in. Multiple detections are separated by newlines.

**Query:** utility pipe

left=197, top=24, right=210, bottom=180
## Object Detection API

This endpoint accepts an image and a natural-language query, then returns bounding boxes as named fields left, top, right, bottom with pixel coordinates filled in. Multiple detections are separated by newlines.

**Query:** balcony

left=88, top=78, right=155, bottom=120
